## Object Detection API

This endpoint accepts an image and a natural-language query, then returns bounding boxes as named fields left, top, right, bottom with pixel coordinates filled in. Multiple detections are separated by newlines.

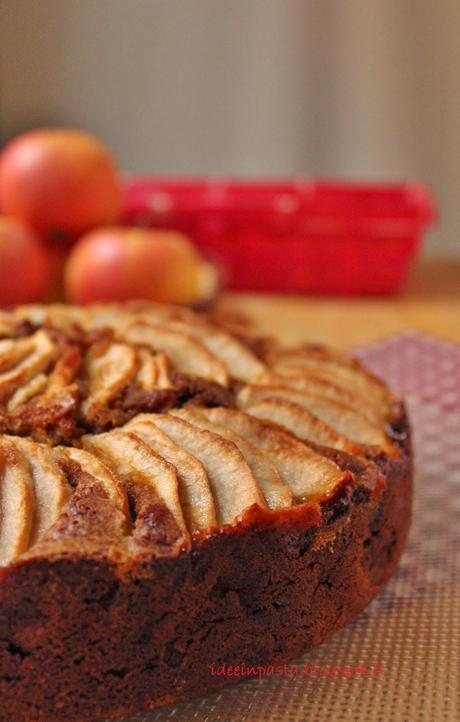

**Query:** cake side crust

left=0, top=425, right=411, bottom=722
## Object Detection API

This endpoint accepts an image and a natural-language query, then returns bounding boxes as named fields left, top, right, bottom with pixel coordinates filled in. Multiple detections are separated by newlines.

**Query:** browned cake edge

left=0, top=406, right=411, bottom=722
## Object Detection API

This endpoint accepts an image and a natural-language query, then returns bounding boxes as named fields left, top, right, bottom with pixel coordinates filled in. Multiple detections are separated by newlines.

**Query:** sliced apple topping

left=5, top=339, right=79, bottom=412
left=0, top=438, right=34, bottom=566
left=121, top=320, right=229, bottom=387
left=82, top=430, right=186, bottom=533
left=59, top=447, right=129, bottom=530
left=85, top=301, right=190, bottom=328
left=171, top=407, right=292, bottom=510
left=255, top=370, right=382, bottom=423
left=135, top=350, right=172, bottom=390
left=13, top=304, right=55, bottom=327
left=245, top=398, right=361, bottom=454
left=195, top=407, right=345, bottom=502
left=267, top=348, right=393, bottom=412
left=81, top=342, right=138, bottom=420
left=7, top=373, right=48, bottom=412
left=0, top=312, right=25, bottom=339
left=77, top=304, right=133, bottom=331
left=14, top=303, right=87, bottom=330
left=238, top=384, right=389, bottom=448
left=12, top=438, right=71, bottom=543
left=163, top=319, right=266, bottom=382
left=0, top=330, right=57, bottom=402
left=146, top=413, right=266, bottom=524
left=125, top=416, right=217, bottom=532
left=0, top=336, right=37, bottom=373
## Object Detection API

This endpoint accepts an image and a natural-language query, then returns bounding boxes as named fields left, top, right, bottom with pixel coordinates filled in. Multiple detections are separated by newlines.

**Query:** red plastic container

left=123, top=178, right=436, bottom=295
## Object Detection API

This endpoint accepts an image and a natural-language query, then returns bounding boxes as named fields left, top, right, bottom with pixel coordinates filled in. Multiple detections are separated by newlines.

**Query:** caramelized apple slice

left=84, top=301, right=193, bottom=330
left=246, top=398, right=361, bottom=454
left=147, top=414, right=266, bottom=524
left=0, top=438, right=34, bottom=566
left=164, top=319, right=266, bottom=382
left=13, top=438, right=71, bottom=542
left=14, top=303, right=87, bottom=330
left=238, top=384, right=389, bottom=448
left=118, top=300, right=200, bottom=323
left=82, top=430, right=186, bottom=532
left=7, top=373, right=48, bottom=411
left=255, top=370, right=382, bottom=423
left=125, top=416, right=217, bottom=532
left=77, top=304, right=133, bottom=331
left=275, top=364, right=391, bottom=417
left=58, top=447, right=129, bottom=532
left=121, top=320, right=229, bottom=387
left=0, top=337, right=36, bottom=373
left=13, top=304, right=56, bottom=326
left=0, top=330, right=56, bottom=401
left=0, top=312, right=25, bottom=339
left=268, top=345, right=366, bottom=370
left=7, top=339, right=80, bottom=412
left=267, top=348, right=392, bottom=412
left=192, top=407, right=345, bottom=502
left=81, top=342, right=138, bottom=419
left=135, top=350, right=172, bottom=390
left=171, top=407, right=292, bottom=510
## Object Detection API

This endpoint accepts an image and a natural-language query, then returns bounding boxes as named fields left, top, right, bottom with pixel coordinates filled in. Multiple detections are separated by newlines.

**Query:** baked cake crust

left=0, top=303, right=412, bottom=721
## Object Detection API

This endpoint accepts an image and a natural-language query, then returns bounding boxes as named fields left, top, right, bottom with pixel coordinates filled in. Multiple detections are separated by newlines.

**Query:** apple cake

left=0, top=302, right=412, bottom=721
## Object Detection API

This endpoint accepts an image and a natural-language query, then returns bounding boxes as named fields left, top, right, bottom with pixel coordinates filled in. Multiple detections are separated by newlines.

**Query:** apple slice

left=0, top=311, right=25, bottom=339
left=255, top=370, right=382, bottom=423
left=171, top=407, right=292, bottom=510
left=121, top=320, right=229, bottom=387
left=80, top=301, right=189, bottom=331
left=135, top=350, right=172, bottom=390
left=7, top=338, right=80, bottom=412
left=78, top=304, right=133, bottom=331
left=163, top=319, right=266, bottom=382
left=0, top=438, right=34, bottom=566
left=194, top=407, right=345, bottom=502
left=147, top=413, right=266, bottom=524
left=267, top=348, right=393, bottom=411
left=81, top=342, right=138, bottom=420
left=7, top=372, right=48, bottom=411
left=59, top=446, right=129, bottom=531
left=14, top=303, right=87, bottom=330
left=82, top=430, right=186, bottom=533
left=0, top=330, right=57, bottom=401
left=245, top=397, right=362, bottom=454
left=13, top=304, right=57, bottom=326
left=268, top=345, right=366, bottom=371
left=238, top=384, right=389, bottom=448
left=125, top=416, right=217, bottom=532
left=74, top=301, right=186, bottom=332
left=0, top=336, right=37, bottom=373
left=13, top=438, right=71, bottom=542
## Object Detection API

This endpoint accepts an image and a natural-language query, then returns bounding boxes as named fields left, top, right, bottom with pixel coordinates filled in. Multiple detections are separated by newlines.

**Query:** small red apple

left=0, top=129, right=121, bottom=241
left=64, top=226, right=218, bottom=305
left=0, top=216, right=51, bottom=304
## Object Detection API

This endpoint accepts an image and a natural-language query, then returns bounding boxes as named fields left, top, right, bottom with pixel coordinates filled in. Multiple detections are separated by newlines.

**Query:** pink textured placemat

left=118, top=332, right=460, bottom=722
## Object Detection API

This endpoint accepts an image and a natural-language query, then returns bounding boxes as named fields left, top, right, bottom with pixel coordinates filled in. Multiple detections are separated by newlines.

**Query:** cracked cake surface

left=0, top=302, right=411, bottom=721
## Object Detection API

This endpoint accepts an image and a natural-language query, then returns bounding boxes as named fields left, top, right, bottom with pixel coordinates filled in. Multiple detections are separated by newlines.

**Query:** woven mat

left=118, top=333, right=460, bottom=722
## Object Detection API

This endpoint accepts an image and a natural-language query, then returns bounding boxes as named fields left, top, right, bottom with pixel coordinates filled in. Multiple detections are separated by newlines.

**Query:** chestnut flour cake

left=0, top=302, right=412, bottom=721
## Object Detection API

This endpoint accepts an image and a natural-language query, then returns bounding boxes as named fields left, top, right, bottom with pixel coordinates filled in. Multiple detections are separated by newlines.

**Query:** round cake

left=0, top=302, right=412, bottom=721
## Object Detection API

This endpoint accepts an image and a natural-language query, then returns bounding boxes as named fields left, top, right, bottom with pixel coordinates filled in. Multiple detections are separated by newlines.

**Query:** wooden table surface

left=217, top=257, right=460, bottom=348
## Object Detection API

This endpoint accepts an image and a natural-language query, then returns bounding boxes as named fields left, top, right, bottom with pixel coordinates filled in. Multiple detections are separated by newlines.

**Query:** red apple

left=0, top=216, right=51, bottom=304
left=64, top=226, right=218, bottom=305
left=0, top=129, right=121, bottom=240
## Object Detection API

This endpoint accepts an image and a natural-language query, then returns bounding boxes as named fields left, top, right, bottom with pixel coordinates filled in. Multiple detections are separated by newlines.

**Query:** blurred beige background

left=1, top=0, right=459, bottom=256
